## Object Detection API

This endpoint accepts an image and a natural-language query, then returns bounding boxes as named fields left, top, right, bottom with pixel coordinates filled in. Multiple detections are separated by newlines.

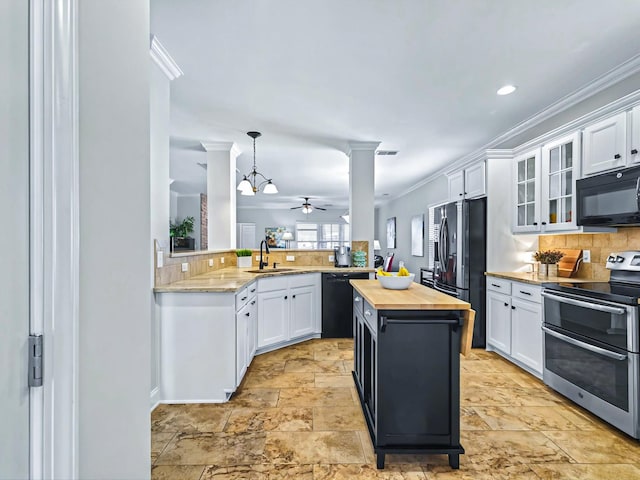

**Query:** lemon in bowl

left=377, top=272, right=415, bottom=290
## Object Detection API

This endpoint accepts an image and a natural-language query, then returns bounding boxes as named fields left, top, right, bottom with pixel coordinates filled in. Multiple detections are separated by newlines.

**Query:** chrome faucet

left=259, top=237, right=270, bottom=269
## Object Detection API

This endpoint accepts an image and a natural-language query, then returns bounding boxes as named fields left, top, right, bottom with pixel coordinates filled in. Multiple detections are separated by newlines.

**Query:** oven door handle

left=542, top=326, right=627, bottom=361
left=541, top=291, right=626, bottom=315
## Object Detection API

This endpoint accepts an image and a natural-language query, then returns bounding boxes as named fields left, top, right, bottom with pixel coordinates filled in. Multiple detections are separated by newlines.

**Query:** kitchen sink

left=246, top=268, right=296, bottom=273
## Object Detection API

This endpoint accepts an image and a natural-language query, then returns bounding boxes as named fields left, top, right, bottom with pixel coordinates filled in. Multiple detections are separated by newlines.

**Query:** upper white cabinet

left=631, top=105, right=640, bottom=165
left=512, top=148, right=541, bottom=233
left=583, top=112, right=627, bottom=175
left=447, top=161, right=486, bottom=202
left=512, top=133, right=580, bottom=233
left=541, top=132, right=580, bottom=232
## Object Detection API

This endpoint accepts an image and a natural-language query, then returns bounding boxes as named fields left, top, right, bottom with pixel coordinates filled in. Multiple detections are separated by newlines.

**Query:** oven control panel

left=606, top=251, right=640, bottom=270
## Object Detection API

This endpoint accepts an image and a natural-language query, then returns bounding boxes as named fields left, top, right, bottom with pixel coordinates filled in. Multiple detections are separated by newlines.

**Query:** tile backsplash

left=539, top=228, right=640, bottom=280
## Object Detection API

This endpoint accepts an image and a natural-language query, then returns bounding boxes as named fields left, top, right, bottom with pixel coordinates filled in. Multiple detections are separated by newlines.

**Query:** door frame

left=29, top=0, right=79, bottom=478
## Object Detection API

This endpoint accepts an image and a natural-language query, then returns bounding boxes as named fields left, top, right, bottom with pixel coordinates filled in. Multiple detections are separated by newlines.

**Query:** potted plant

left=533, top=249, right=564, bottom=276
left=236, top=249, right=253, bottom=268
left=170, top=216, right=195, bottom=251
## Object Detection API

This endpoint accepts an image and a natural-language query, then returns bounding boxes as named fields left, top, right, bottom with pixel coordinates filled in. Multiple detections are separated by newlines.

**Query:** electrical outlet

left=255, top=255, right=261, bottom=261
left=208, top=259, right=214, bottom=267
left=583, top=250, right=591, bottom=263
left=220, top=257, right=225, bottom=264
left=329, top=255, right=334, bottom=262
left=181, top=262, right=189, bottom=272
left=286, top=255, right=295, bottom=261
left=156, top=250, right=163, bottom=268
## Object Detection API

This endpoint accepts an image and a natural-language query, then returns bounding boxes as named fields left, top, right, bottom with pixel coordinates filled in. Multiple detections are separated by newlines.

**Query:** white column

left=348, top=141, right=380, bottom=267
left=201, top=142, right=241, bottom=249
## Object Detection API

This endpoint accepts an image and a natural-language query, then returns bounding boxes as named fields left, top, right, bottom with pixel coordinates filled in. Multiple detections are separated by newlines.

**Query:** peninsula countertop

left=154, top=266, right=374, bottom=293
left=485, top=271, right=599, bottom=285
left=350, top=279, right=471, bottom=310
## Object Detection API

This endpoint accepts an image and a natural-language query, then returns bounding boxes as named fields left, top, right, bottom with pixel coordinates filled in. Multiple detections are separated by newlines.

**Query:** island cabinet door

left=376, top=312, right=461, bottom=447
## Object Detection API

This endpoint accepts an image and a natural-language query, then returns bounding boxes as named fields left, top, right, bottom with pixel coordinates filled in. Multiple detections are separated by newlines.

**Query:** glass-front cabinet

left=512, top=132, right=580, bottom=233
left=542, top=132, right=580, bottom=232
left=512, top=148, right=541, bottom=233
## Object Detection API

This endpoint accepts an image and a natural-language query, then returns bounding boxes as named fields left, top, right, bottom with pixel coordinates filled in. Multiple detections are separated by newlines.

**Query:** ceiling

left=152, top=0, right=640, bottom=209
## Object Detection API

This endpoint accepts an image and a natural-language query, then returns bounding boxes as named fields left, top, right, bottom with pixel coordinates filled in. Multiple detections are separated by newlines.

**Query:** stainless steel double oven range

left=541, top=251, right=640, bottom=439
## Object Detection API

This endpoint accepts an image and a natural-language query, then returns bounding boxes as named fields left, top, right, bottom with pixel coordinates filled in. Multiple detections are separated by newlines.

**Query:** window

left=296, top=222, right=350, bottom=249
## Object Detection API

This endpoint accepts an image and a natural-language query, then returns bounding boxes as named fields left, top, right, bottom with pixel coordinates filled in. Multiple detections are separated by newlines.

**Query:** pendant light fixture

left=237, top=131, right=278, bottom=195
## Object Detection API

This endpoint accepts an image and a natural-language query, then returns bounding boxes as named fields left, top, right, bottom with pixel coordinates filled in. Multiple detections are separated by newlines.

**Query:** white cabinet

left=512, top=133, right=580, bottom=233
left=289, top=285, right=315, bottom=339
left=257, top=273, right=320, bottom=350
left=236, top=283, right=257, bottom=386
left=583, top=112, right=627, bottom=175
left=486, top=278, right=542, bottom=377
left=447, top=161, right=486, bottom=202
left=631, top=105, right=640, bottom=165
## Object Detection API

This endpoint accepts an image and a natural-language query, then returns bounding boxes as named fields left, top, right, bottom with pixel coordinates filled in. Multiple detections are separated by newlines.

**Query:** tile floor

left=151, top=339, right=640, bottom=479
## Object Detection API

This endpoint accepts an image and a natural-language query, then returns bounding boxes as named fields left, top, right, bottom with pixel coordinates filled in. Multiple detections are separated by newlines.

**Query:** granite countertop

left=350, top=279, right=471, bottom=311
left=485, top=271, right=596, bottom=285
left=155, top=266, right=375, bottom=293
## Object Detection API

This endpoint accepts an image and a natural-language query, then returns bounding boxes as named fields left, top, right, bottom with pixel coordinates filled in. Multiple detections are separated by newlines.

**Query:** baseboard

left=150, top=386, right=160, bottom=412
left=255, top=333, right=321, bottom=356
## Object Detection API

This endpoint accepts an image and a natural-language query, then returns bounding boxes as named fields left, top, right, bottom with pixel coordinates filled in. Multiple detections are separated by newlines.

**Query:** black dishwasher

left=322, top=272, right=369, bottom=338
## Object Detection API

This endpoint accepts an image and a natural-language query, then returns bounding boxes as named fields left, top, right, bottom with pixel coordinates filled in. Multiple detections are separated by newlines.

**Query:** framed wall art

left=386, top=217, right=396, bottom=249
left=411, top=214, right=424, bottom=256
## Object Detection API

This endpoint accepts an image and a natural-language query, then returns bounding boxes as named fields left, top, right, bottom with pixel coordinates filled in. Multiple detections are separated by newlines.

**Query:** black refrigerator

left=433, top=197, right=486, bottom=347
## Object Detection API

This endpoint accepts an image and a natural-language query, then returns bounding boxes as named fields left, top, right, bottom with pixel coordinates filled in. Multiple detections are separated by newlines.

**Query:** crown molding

left=200, top=141, right=241, bottom=157
left=347, top=141, right=381, bottom=154
left=150, top=35, right=183, bottom=81
left=484, top=149, right=515, bottom=160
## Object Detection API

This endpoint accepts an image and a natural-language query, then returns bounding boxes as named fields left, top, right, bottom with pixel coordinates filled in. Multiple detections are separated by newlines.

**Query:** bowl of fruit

left=376, top=266, right=415, bottom=290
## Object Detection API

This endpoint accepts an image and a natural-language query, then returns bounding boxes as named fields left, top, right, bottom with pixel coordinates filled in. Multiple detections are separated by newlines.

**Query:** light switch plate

left=181, top=263, right=189, bottom=272
left=156, top=251, right=163, bottom=268
left=220, top=257, right=225, bottom=264
left=583, top=250, right=591, bottom=263
left=329, top=255, right=334, bottom=262
left=286, top=255, right=295, bottom=261
left=209, top=259, right=214, bottom=267
left=255, top=255, right=261, bottom=261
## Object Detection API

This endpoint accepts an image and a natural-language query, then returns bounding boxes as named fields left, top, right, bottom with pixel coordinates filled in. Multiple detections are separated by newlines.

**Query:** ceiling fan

left=290, top=197, right=326, bottom=214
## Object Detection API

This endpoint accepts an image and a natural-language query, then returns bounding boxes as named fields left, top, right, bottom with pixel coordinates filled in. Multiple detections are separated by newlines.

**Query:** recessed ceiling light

left=497, top=85, right=517, bottom=96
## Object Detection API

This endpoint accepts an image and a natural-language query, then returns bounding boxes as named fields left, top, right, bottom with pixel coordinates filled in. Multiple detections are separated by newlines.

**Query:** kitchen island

left=350, top=279, right=474, bottom=469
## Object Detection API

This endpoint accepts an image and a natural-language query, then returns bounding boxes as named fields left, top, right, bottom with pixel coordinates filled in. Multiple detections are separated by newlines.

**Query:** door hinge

left=28, top=334, right=43, bottom=387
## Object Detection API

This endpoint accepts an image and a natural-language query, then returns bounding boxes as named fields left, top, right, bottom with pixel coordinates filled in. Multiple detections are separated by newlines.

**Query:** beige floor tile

left=228, top=388, right=280, bottom=408
left=461, top=385, right=560, bottom=407
left=200, top=463, right=313, bottom=479
left=459, top=430, right=572, bottom=467
left=460, top=358, right=522, bottom=374
left=315, top=373, right=354, bottom=388
left=151, top=432, right=175, bottom=456
left=459, top=407, right=491, bottom=431
left=156, top=431, right=266, bottom=466
left=541, top=430, right=640, bottom=464
left=314, top=348, right=353, bottom=361
left=277, top=387, right=354, bottom=407
left=242, top=371, right=315, bottom=389
left=151, top=465, right=205, bottom=480
left=530, top=463, right=640, bottom=480
left=151, top=404, right=232, bottom=433
left=473, top=405, right=583, bottom=431
left=224, top=407, right=312, bottom=433
left=461, top=349, right=499, bottom=360
left=423, top=463, right=540, bottom=479
left=460, top=371, right=542, bottom=389
left=314, top=463, right=427, bottom=479
left=358, top=430, right=376, bottom=464
left=314, top=406, right=367, bottom=431
left=283, top=358, right=346, bottom=373
left=263, top=431, right=365, bottom=464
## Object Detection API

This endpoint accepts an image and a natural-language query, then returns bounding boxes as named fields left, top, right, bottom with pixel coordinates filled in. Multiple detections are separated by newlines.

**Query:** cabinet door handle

left=250, top=300, right=256, bottom=305
left=250, top=288, right=256, bottom=293
left=491, top=283, right=501, bottom=288
left=533, top=222, right=538, bottom=226
left=632, top=149, right=638, bottom=155
left=503, top=302, right=509, bottom=307
left=292, top=295, right=296, bottom=299
left=284, top=296, right=288, bottom=300
left=364, top=310, right=372, bottom=316
left=541, top=221, right=547, bottom=225
left=245, top=312, right=250, bottom=316
left=458, top=193, right=463, bottom=196
left=614, top=154, right=621, bottom=159
left=511, top=306, right=516, bottom=310
left=241, top=296, right=247, bottom=301
left=520, top=290, right=532, bottom=296
left=355, top=296, right=361, bottom=302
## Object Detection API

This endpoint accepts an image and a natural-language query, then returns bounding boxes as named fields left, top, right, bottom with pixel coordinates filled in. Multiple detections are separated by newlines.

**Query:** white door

left=0, top=0, right=30, bottom=477
left=237, top=223, right=256, bottom=249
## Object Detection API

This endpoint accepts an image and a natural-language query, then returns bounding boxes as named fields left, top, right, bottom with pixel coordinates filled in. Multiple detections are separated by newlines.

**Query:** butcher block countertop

left=154, top=266, right=374, bottom=293
left=485, top=271, right=597, bottom=285
left=350, top=279, right=475, bottom=356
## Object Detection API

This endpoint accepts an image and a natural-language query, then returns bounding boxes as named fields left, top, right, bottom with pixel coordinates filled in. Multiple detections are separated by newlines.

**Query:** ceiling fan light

left=237, top=177, right=251, bottom=192
left=263, top=181, right=278, bottom=194
left=302, top=205, right=313, bottom=214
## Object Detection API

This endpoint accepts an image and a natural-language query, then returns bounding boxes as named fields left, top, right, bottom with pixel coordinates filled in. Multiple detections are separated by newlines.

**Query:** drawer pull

left=519, top=290, right=532, bottom=296
left=503, top=302, right=509, bottom=307
left=491, top=283, right=501, bottom=288
left=250, top=288, right=256, bottom=293
left=245, top=312, right=250, bottom=316
left=241, top=296, right=247, bottom=301
left=250, top=300, right=256, bottom=305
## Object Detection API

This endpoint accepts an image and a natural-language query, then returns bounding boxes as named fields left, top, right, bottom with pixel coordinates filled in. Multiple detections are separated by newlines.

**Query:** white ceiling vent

left=376, top=150, right=398, bottom=156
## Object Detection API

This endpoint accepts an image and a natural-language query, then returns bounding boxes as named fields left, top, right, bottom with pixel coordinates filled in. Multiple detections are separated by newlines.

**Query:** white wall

left=375, top=175, right=448, bottom=274
left=237, top=207, right=348, bottom=248
left=78, top=1, right=150, bottom=478
left=150, top=62, right=170, bottom=250
left=0, top=0, right=29, bottom=477
left=177, top=194, right=202, bottom=250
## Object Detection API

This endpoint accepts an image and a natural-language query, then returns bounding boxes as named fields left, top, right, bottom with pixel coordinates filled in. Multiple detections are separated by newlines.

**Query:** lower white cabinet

left=257, top=273, right=321, bottom=350
left=236, top=293, right=257, bottom=387
left=486, top=277, right=542, bottom=377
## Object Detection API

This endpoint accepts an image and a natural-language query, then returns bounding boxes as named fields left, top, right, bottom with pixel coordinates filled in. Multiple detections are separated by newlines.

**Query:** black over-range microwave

left=576, top=164, right=640, bottom=226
